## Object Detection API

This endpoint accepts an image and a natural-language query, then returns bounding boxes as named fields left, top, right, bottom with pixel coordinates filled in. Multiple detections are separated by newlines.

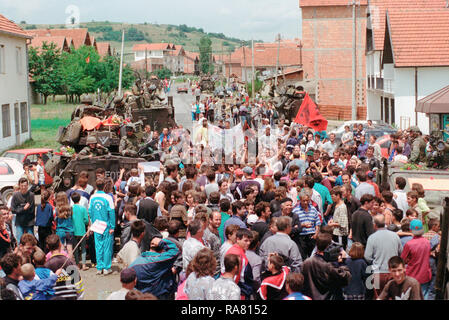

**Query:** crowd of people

left=0, top=86, right=441, bottom=301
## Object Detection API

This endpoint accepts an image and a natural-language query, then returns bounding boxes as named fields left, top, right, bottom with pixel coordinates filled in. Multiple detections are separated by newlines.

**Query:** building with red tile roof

left=184, top=51, right=199, bottom=75
left=0, top=14, right=33, bottom=39
left=0, top=14, right=32, bottom=150
left=27, top=28, right=92, bottom=49
left=365, top=1, right=449, bottom=134
left=130, top=57, right=164, bottom=74
left=30, top=36, right=72, bottom=53
left=96, top=42, right=112, bottom=57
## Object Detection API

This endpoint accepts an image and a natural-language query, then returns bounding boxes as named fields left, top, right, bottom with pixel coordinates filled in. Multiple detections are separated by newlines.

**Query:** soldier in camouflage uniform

left=119, top=125, right=141, bottom=157
left=408, top=126, right=427, bottom=164
left=77, top=136, right=110, bottom=160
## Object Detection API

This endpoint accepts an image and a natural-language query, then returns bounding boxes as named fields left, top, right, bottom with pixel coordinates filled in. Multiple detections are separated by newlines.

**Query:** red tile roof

left=96, top=42, right=112, bottom=56
left=0, top=14, right=32, bottom=38
left=132, top=43, right=172, bottom=52
left=30, top=36, right=69, bottom=52
left=27, top=28, right=91, bottom=48
left=387, top=8, right=449, bottom=67
left=300, top=0, right=367, bottom=7
left=368, top=0, right=447, bottom=51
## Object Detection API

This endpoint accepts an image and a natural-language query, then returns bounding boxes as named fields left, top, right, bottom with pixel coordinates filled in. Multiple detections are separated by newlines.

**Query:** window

left=0, top=161, right=13, bottom=175
left=16, top=47, right=22, bottom=74
left=20, top=102, right=28, bottom=133
left=390, top=99, right=395, bottom=125
left=2, top=104, right=11, bottom=138
left=0, top=44, right=5, bottom=74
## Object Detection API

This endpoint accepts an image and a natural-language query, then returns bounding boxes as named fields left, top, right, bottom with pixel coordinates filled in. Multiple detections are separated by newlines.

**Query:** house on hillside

left=300, top=0, right=368, bottom=120
left=365, top=0, right=449, bottom=133
left=0, top=14, right=33, bottom=151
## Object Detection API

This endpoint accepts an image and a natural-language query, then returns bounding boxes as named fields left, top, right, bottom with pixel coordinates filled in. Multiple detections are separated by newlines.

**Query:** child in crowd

left=35, top=190, right=54, bottom=252
left=283, top=272, right=312, bottom=300
left=343, top=242, right=368, bottom=300
left=32, top=251, right=58, bottom=299
left=258, top=254, right=290, bottom=300
left=71, top=192, right=90, bottom=271
left=18, top=263, right=61, bottom=300
left=55, top=192, right=74, bottom=258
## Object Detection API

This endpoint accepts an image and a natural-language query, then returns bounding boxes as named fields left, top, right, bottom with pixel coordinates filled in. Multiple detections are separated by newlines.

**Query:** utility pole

left=275, top=33, right=281, bottom=87
left=118, top=27, right=125, bottom=97
left=350, top=1, right=359, bottom=121
left=242, top=42, right=247, bottom=83
left=145, top=48, right=148, bottom=80
left=251, top=39, right=255, bottom=100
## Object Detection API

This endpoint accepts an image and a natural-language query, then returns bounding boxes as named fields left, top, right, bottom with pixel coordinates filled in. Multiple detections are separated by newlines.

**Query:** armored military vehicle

left=46, top=153, right=146, bottom=192
left=269, top=82, right=306, bottom=121
left=199, top=75, right=215, bottom=93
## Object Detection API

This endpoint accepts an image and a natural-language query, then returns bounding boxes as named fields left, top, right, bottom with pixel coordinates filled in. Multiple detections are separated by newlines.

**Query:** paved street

left=171, top=82, right=196, bottom=132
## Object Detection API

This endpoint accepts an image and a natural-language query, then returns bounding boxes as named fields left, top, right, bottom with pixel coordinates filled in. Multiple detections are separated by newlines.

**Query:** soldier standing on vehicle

left=408, top=126, right=426, bottom=164
left=77, top=136, right=110, bottom=160
left=120, top=125, right=140, bottom=157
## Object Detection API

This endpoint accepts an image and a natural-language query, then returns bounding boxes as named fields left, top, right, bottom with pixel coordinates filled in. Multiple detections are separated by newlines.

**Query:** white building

left=132, top=43, right=185, bottom=75
left=366, top=0, right=449, bottom=134
left=0, top=14, right=32, bottom=152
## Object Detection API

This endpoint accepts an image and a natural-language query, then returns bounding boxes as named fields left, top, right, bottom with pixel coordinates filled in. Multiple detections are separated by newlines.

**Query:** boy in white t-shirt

left=392, top=146, right=408, bottom=163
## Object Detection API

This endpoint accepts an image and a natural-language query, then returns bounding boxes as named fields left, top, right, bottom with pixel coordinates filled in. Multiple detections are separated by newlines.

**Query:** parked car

left=0, top=157, right=25, bottom=204
left=177, top=86, right=188, bottom=94
left=1, top=148, right=54, bottom=185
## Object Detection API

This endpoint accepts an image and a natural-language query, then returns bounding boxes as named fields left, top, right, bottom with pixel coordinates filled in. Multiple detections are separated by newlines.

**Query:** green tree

left=28, top=42, right=64, bottom=104
left=60, top=46, right=100, bottom=101
left=199, top=36, right=214, bottom=74
left=152, top=68, right=172, bottom=80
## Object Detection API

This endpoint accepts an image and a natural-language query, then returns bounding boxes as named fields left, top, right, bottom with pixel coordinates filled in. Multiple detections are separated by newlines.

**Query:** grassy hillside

left=22, top=21, right=254, bottom=64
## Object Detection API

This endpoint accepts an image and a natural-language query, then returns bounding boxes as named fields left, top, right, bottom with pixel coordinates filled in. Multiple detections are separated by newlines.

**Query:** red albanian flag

left=294, top=93, right=328, bottom=131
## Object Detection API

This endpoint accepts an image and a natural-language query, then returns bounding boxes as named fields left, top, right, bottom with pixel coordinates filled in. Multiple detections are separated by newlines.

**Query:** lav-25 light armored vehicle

left=377, top=133, right=449, bottom=299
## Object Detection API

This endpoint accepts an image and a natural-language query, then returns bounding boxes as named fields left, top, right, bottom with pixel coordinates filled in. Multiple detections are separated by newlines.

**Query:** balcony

left=367, top=76, right=394, bottom=93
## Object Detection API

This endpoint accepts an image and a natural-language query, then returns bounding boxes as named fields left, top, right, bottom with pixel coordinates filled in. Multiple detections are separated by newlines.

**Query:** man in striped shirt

left=88, top=178, right=115, bottom=276
left=293, top=191, right=321, bottom=260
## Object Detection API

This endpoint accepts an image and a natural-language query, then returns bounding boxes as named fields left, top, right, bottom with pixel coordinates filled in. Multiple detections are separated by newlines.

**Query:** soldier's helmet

left=408, top=126, right=421, bottom=133
left=81, top=94, right=93, bottom=104
left=86, top=136, right=97, bottom=145
left=149, top=84, right=157, bottom=91
left=114, top=96, right=123, bottom=104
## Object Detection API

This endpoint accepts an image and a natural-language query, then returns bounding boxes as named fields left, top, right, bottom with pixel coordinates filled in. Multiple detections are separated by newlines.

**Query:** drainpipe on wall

left=415, top=67, right=418, bottom=126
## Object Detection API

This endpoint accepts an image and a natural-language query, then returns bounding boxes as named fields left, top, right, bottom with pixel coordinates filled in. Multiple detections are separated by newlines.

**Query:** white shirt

left=117, top=240, right=141, bottom=268
left=107, top=288, right=130, bottom=300
left=182, top=237, right=206, bottom=272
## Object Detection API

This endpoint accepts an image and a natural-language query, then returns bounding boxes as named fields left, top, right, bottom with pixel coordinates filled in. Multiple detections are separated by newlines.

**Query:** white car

left=0, top=157, right=24, bottom=204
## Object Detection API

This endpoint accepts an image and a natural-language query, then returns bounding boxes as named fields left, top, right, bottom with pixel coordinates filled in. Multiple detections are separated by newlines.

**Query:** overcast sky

left=0, top=0, right=302, bottom=42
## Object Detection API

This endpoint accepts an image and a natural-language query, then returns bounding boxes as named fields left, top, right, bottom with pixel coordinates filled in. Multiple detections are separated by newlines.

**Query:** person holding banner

left=88, top=178, right=115, bottom=276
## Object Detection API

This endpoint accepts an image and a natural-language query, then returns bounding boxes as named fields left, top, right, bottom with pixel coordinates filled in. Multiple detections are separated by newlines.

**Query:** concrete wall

left=0, top=34, right=31, bottom=152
